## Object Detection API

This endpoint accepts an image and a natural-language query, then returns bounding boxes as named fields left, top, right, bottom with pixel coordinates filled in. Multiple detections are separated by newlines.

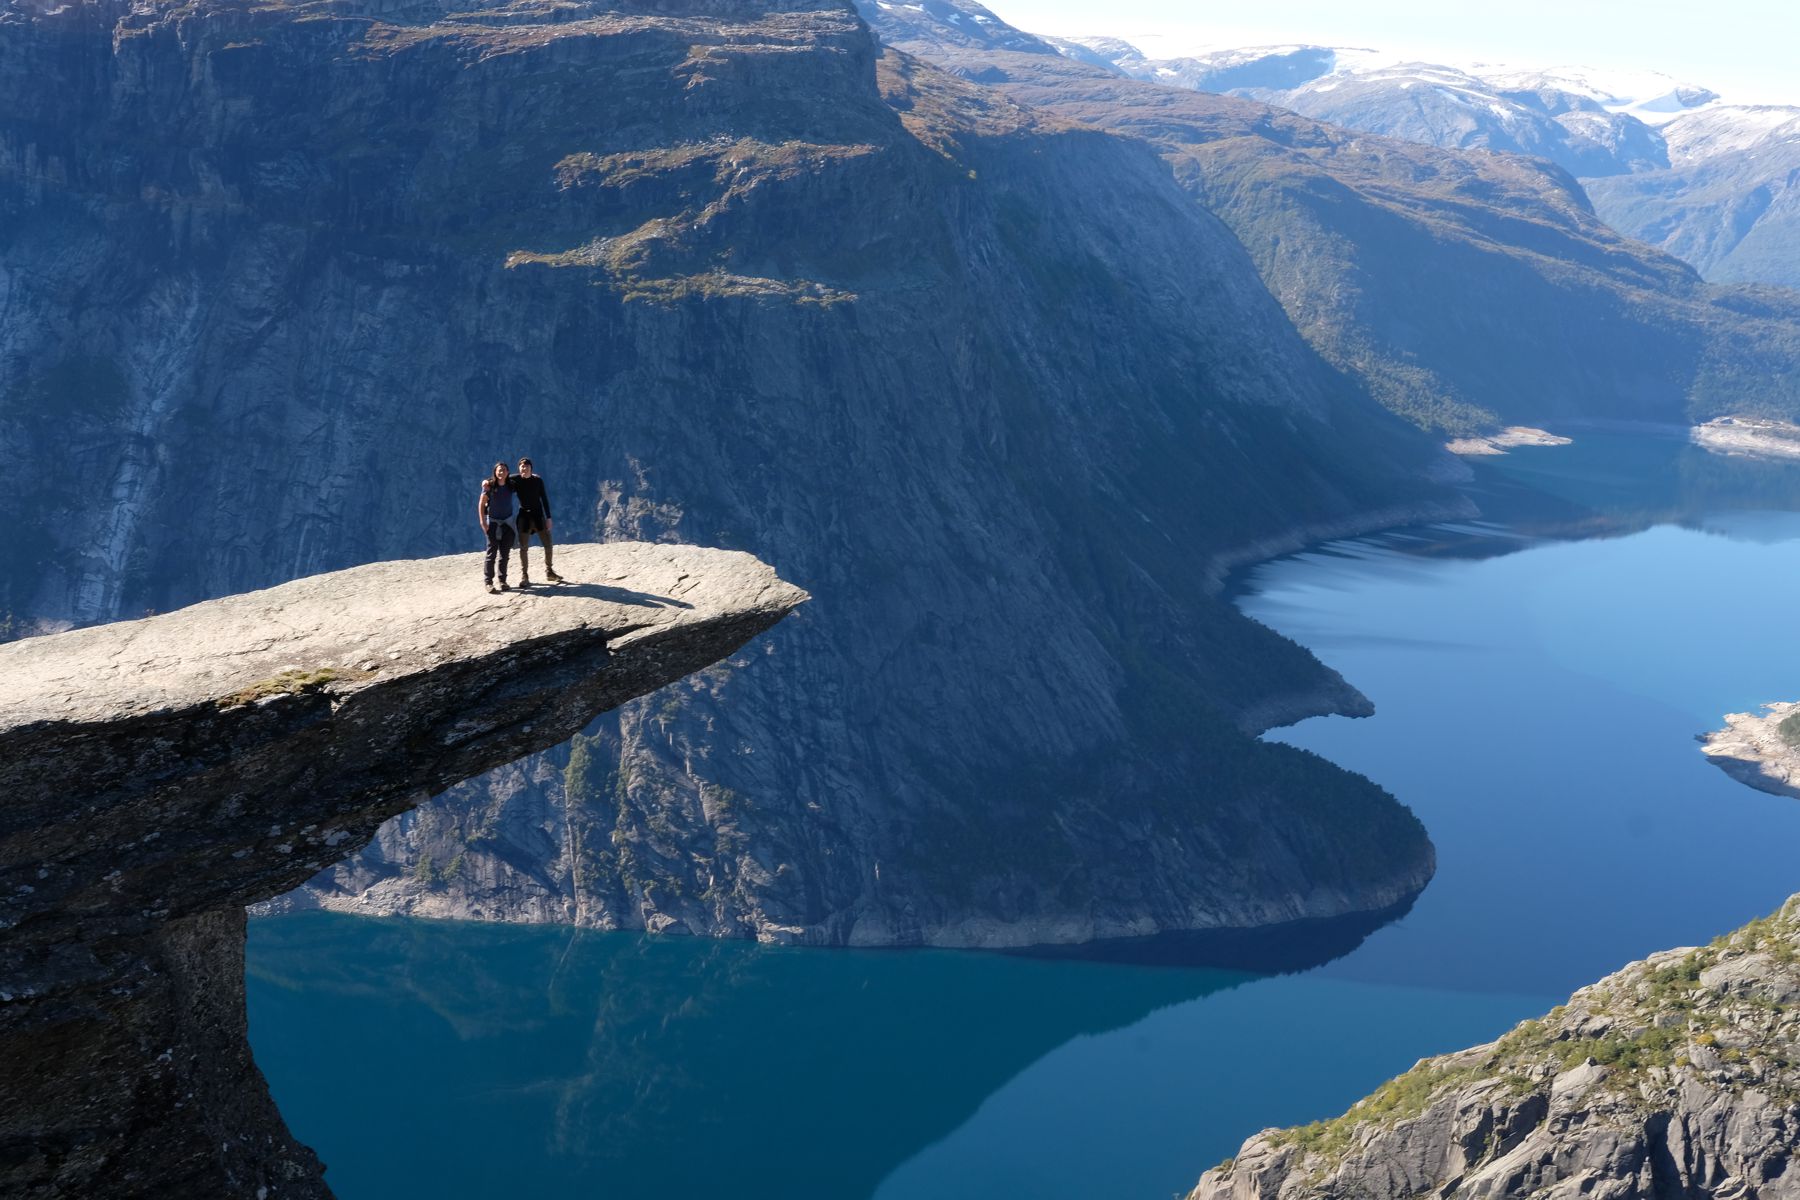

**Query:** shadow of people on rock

left=524, top=582, right=694, bottom=609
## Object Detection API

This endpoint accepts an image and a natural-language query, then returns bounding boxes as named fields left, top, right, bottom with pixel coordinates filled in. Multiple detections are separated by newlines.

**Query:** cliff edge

left=0, top=541, right=805, bottom=1198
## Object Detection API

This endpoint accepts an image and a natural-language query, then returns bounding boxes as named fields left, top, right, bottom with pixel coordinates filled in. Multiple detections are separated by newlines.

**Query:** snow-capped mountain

left=1472, top=65, right=1720, bottom=125
left=1049, top=37, right=1798, bottom=287
left=1659, top=103, right=1800, bottom=164
left=1054, top=41, right=1711, bottom=178
left=1587, top=104, right=1800, bottom=286
left=1046, top=38, right=1339, bottom=93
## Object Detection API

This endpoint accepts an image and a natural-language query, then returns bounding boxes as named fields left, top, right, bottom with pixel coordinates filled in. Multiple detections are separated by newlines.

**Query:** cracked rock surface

left=0, top=541, right=804, bottom=1199
left=1191, top=895, right=1800, bottom=1200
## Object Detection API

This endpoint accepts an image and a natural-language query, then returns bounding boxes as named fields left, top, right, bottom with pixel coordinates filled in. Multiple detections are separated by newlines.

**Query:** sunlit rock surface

left=0, top=542, right=804, bottom=1198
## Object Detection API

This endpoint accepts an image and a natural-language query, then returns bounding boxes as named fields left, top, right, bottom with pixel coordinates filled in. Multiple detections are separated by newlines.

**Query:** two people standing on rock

left=478, top=457, right=563, bottom=594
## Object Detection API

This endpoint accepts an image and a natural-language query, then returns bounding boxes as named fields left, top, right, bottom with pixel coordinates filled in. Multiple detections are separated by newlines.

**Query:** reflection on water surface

left=249, top=432, right=1800, bottom=1199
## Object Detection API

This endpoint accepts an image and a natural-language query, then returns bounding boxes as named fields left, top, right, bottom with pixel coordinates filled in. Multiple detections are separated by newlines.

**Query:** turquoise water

left=247, top=431, right=1800, bottom=1199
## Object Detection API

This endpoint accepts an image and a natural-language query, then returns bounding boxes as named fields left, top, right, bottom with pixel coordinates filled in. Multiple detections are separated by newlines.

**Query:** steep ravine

left=3, top=0, right=1454, bottom=950
left=0, top=542, right=804, bottom=1199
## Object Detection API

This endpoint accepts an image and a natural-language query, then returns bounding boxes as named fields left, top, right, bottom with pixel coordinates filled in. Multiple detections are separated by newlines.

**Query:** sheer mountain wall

left=0, top=0, right=1455, bottom=949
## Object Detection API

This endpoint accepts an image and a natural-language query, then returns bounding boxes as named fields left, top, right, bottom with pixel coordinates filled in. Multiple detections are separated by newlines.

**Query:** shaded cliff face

left=0, top=542, right=804, bottom=1199
left=1191, top=895, right=1800, bottom=1200
left=861, top=0, right=1800, bottom=437
left=1, top=0, right=1450, bottom=946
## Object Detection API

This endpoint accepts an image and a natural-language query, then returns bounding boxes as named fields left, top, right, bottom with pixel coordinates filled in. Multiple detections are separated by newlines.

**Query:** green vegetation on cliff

left=1202, top=895, right=1800, bottom=1197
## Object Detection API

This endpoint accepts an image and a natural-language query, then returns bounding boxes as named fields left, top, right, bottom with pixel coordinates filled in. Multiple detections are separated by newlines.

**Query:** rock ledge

left=0, top=541, right=804, bottom=1199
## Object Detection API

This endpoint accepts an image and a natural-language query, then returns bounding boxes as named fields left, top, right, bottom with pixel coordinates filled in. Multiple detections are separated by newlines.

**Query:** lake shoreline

left=1446, top=425, right=1573, bottom=456
left=1700, top=701, right=1800, bottom=800
left=1692, top=416, right=1800, bottom=462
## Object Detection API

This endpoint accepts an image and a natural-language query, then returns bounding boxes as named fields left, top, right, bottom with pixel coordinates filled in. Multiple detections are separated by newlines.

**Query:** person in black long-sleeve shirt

left=512, top=456, right=562, bottom=585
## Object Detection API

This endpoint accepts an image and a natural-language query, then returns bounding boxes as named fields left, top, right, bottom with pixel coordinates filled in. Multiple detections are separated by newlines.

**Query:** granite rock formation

left=1192, top=895, right=1800, bottom=1200
left=1700, top=701, right=1800, bottom=801
left=2, top=0, right=1451, bottom=949
left=0, top=542, right=804, bottom=1198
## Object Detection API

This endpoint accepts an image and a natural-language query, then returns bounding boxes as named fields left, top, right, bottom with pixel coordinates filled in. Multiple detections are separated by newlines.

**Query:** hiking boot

left=499, top=580, right=510, bottom=591
left=519, top=576, right=532, bottom=588
left=486, top=583, right=500, bottom=594
left=546, top=570, right=564, bottom=583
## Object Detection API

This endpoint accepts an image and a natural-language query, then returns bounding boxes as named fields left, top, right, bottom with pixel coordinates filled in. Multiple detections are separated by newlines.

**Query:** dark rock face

left=862, top=0, right=1800, bottom=437
left=8, top=908, right=326, bottom=1198
left=0, top=542, right=805, bottom=1198
left=2, top=0, right=1449, bottom=948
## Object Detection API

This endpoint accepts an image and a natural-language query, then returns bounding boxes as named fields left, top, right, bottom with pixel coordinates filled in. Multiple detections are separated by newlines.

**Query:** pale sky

left=993, top=0, right=1800, bottom=105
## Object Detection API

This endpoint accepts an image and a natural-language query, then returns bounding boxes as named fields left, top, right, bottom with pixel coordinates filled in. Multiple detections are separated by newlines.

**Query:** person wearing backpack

left=512, top=456, right=563, bottom=586
left=478, top=462, right=520, bottom=594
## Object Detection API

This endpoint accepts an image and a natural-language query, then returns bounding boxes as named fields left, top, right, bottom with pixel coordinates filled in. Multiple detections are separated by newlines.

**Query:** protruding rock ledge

left=0, top=541, right=805, bottom=1199
left=1699, top=701, right=1800, bottom=801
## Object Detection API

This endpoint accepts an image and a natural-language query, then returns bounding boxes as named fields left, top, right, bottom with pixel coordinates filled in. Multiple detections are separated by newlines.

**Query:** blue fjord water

left=247, top=431, right=1800, bottom=1199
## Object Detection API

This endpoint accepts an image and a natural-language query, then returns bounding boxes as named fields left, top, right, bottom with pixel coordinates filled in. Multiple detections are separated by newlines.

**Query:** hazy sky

left=993, top=0, right=1800, bottom=103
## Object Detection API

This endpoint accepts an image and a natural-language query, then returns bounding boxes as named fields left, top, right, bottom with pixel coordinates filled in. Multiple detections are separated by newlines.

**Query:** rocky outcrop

left=1191, top=895, right=1800, bottom=1200
left=1693, top=418, right=1800, bottom=463
left=1445, top=427, right=1574, bottom=457
left=0, top=542, right=804, bottom=1198
left=1700, top=702, right=1800, bottom=799
left=2, top=0, right=1450, bottom=950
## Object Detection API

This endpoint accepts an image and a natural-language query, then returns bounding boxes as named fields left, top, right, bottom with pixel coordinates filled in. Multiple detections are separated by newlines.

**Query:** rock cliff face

left=0, top=541, right=804, bottom=1198
left=1192, top=895, right=1800, bottom=1200
left=861, top=0, right=1800, bottom=436
left=1, top=0, right=1451, bottom=948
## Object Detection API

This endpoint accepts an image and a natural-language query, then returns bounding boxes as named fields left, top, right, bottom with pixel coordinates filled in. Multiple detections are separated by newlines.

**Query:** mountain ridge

left=1029, top=28, right=1800, bottom=290
left=861, top=0, right=1800, bottom=436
